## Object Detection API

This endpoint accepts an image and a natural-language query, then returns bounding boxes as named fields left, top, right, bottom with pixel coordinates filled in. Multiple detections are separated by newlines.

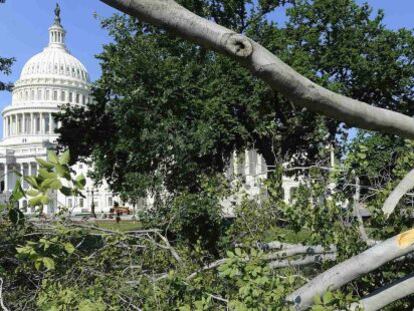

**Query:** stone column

left=39, top=113, right=44, bottom=134
left=49, top=112, right=53, bottom=133
left=22, top=113, right=26, bottom=134
left=4, top=164, right=8, bottom=192
left=29, top=112, right=34, bottom=134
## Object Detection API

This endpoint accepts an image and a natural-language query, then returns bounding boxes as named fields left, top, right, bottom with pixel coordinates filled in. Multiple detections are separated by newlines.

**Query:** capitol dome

left=20, top=46, right=89, bottom=83
left=2, top=7, right=92, bottom=146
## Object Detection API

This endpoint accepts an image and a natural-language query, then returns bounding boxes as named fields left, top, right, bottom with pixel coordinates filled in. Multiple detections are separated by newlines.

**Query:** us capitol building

left=0, top=7, right=117, bottom=215
left=0, top=6, right=319, bottom=217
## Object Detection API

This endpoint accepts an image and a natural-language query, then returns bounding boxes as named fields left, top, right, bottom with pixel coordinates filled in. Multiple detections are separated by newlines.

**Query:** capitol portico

left=0, top=6, right=116, bottom=215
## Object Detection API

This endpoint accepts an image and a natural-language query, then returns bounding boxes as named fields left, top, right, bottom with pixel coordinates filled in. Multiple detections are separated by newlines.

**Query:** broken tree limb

left=264, top=244, right=337, bottom=260
left=99, top=0, right=414, bottom=139
left=286, top=229, right=414, bottom=310
left=358, top=273, right=414, bottom=311
left=382, top=168, right=414, bottom=217
left=268, top=253, right=337, bottom=269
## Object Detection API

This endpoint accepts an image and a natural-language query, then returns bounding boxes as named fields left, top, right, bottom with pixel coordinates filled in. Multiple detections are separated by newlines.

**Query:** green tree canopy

left=56, top=0, right=414, bottom=197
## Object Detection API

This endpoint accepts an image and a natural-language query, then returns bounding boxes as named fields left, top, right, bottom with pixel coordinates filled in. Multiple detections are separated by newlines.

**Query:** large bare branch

left=357, top=273, right=414, bottom=311
left=287, top=229, right=414, bottom=310
left=268, top=253, right=337, bottom=269
left=382, top=168, right=414, bottom=217
left=100, top=0, right=414, bottom=139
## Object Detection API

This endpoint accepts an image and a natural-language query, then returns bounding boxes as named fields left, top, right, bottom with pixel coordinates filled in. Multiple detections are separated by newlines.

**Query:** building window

left=75, top=93, right=80, bottom=103
left=37, top=89, right=42, bottom=100
left=31, top=90, right=34, bottom=100
left=69, top=92, right=73, bottom=102
left=61, top=91, right=65, bottom=101
left=46, top=90, right=50, bottom=100
left=82, top=95, right=85, bottom=105
left=79, top=198, right=84, bottom=208
left=53, top=90, right=58, bottom=101
left=68, top=198, right=73, bottom=207
left=108, top=197, right=113, bottom=207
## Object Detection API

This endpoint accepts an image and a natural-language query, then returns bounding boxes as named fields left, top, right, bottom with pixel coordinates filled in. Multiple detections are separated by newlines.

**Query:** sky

left=1, top=0, right=414, bottom=138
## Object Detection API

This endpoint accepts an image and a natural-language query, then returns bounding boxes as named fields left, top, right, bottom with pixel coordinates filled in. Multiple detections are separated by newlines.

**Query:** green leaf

left=38, top=168, right=56, bottom=179
left=42, top=257, right=55, bottom=270
left=75, top=174, right=86, bottom=189
left=8, top=208, right=24, bottom=226
left=26, top=189, right=39, bottom=197
left=322, top=291, right=334, bottom=304
left=60, top=186, right=72, bottom=196
left=29, top=196, right=43, bottom=207
left=40, top=195, right=50, bottom=205
left=24, top=176, right=38, bottom=188
left=64, top=242, right=75, bottom=254
left=56, top=163, right=71, bottom=180
left=59, top=150, right=70, bottom=165
left=41, top=178, right=62, bottom=190
left=10, top=179, right=25, bottom=202
left=47, top=150, right=59, bottom=164
left=36, top=158, right=55, bottom=169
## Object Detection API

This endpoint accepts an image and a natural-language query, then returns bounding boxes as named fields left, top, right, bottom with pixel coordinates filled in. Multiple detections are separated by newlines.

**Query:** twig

left=0, top=278, right=9, bottom=311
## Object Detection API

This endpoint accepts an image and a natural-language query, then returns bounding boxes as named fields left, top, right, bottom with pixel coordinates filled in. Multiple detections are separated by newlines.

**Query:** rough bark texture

left=382, top=168, right=414, bottom=217
left=99, top=0, right=414, bottom=139
left=287, top=231, right=414, bottom=310
left=359, top=273, right=414, bottom=311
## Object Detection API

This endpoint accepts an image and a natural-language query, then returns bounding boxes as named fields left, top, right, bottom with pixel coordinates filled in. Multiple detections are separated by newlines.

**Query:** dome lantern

left=48, top=3, right=66, bottom=49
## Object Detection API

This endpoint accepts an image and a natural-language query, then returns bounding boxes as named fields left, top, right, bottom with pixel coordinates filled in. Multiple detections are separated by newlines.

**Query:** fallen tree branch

left=264, top=245, right=337, bottom=260
left=357, top=273, right=414, bottom=311
left=287, top=230, right=414, bottom=310
left=187, top=258, right=228, bottom=280
left=382, top=168, right=414, bottom=218
left=268, top=253, right=337, bottom=269
left=156, top=232, right=183, bottom=264
left=100, top=0, right=414, bottom=139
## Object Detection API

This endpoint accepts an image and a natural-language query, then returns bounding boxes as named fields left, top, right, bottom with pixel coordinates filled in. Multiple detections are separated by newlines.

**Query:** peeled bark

left=382, top=168, right=414, bottom=217
left=359, top=273, right=414, bottom=311
left=287, top=230, right=414, bottom=310
left=99, top=0, right=414, bottom=139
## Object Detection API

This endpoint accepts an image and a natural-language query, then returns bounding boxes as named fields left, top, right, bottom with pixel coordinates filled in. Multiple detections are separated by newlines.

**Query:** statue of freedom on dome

left=54, top=3, right=61, bottom=25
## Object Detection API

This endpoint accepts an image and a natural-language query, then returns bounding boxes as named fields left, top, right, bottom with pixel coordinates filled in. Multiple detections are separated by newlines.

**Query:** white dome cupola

left=48, top=4, right=66, bottom=48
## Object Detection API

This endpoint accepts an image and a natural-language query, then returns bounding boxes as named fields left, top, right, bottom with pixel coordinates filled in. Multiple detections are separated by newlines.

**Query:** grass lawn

left=94, top=220, right=142, bottom=232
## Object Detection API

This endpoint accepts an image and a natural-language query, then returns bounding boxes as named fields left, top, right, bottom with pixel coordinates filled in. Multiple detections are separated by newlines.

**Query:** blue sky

left=0, top=1, right=414, bottom=138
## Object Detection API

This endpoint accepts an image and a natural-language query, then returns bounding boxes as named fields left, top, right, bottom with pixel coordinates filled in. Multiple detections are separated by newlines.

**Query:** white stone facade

left=0, top=10, right=117, bottom=215
left=221, top=150, right=303, bottom=217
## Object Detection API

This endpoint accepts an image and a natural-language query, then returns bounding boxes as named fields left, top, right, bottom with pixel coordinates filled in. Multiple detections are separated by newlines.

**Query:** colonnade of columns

left=0, top=162, right=38, bottom=192
left=3, top=112, right=56, bottom=137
